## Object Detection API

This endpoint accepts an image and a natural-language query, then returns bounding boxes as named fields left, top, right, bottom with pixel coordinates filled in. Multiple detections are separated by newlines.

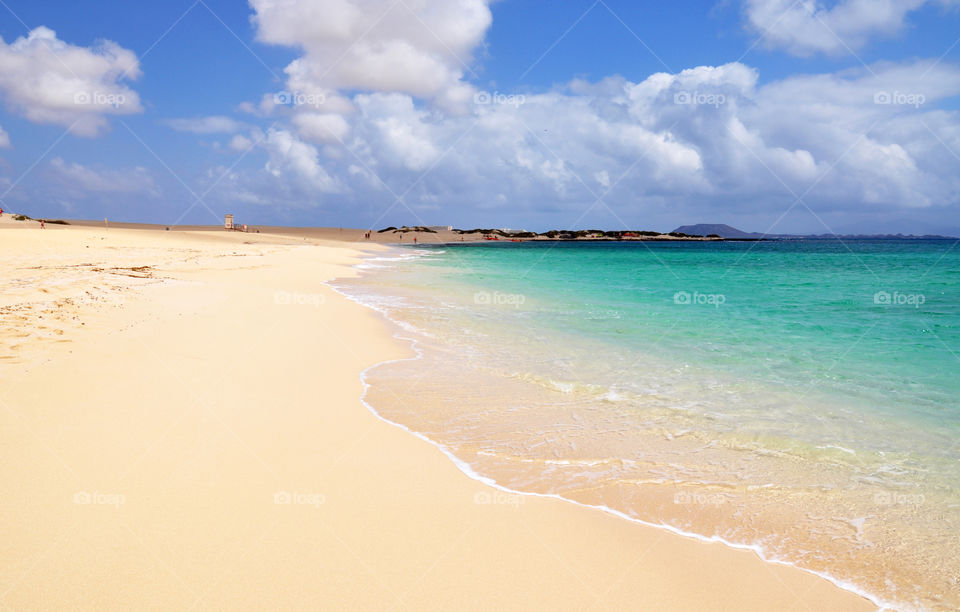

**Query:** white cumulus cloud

left=262, top=128, right=341, bottom=192
left=292, top=112, right=351, bottom=144
left=0, top=27, right=142, bottom=137
left=742, top=0, right=956, bottom=56
left=250, top=0, right=493, bottom=126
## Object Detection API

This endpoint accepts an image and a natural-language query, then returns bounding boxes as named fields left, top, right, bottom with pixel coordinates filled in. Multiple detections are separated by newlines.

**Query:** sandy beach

left=0, top=219, right=874, bottom=610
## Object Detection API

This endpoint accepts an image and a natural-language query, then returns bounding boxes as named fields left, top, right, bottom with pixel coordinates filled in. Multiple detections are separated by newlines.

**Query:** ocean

left=335, top=239, right=960, bottom=610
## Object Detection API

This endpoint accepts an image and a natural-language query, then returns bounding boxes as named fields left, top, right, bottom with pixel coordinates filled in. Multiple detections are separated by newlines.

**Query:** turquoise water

left=424, top=240, right=958, bottom=419
left=339, top=239, right=960, bottom=610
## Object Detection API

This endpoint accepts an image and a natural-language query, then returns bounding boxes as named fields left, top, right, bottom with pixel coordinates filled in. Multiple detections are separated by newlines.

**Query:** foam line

left=326, top=255, right=892, bottom=612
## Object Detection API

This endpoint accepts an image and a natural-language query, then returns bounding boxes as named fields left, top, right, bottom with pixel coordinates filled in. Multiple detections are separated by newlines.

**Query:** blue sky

left=0, top=0, right=959, bottom=234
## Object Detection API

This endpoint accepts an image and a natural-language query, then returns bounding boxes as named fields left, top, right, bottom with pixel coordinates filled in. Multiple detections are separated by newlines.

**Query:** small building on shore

left=224, top=214, right=234, bottom=230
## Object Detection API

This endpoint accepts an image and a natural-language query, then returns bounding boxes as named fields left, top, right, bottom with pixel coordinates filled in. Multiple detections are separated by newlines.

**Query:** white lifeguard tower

left=224, top=214, right=234, bottom=230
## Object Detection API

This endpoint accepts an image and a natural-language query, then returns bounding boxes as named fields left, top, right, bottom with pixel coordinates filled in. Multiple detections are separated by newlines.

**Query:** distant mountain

left=672, top=223, right=958, bottom=240
left=671, top=224, right=763, bottom=239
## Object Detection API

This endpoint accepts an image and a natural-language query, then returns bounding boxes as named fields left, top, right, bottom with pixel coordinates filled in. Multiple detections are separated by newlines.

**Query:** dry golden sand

left=0, top=219, right=874, bottom=610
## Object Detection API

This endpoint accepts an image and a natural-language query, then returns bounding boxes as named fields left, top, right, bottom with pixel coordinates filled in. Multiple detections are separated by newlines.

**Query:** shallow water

left=336, top=240, right=960, bottom=610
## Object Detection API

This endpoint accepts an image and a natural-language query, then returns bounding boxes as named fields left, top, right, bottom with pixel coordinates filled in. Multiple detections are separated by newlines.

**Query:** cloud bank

left=221, top=0, right=960, bottom=233
left=10, top=1, right=958, bottom=233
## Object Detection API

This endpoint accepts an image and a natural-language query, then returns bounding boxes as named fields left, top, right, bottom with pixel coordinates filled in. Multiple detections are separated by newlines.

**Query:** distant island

left=377, top=224, right=957, bottom=242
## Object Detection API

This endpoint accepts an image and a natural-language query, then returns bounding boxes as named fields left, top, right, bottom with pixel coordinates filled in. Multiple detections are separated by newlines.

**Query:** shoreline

left=0, top=222, right=875, bottom=610
left=355, top=329, right=887, bottom=611
left=333, top=261, right=890, bottom=611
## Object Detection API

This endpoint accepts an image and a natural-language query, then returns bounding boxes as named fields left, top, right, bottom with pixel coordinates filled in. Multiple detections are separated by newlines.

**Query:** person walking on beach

left=40, top=219, right=45, bottom=229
